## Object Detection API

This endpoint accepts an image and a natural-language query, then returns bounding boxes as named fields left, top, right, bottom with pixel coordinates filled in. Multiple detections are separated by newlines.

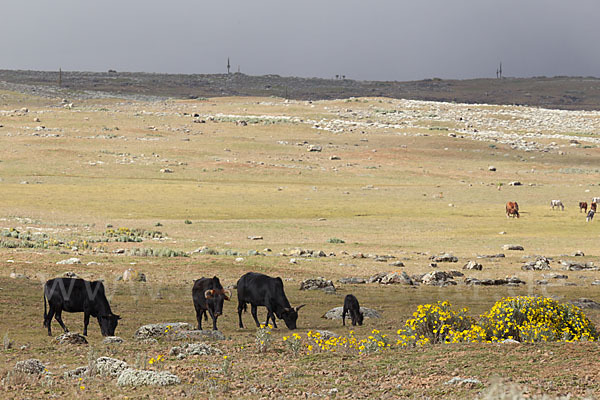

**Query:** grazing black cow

left=43, top=278, right=120, bottom=336
left=192, top=276, right=231, bottom=330
left=342, top=294, right=364, bottom=326
left=237, top=272, right=305, bottom=330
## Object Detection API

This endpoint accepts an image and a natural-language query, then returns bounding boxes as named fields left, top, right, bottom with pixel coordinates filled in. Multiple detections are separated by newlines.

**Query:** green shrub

left=327, top=238, right=345, bottom=244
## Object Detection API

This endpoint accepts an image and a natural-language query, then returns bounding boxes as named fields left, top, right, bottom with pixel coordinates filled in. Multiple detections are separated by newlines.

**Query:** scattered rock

left=444, top=377, right=482, bottom=387
left=431, top=253, right=458, bottom=262
left=117, top=368, right=180, bottom=387
left=329, top=155, right=341, bottom=160
left=307, top=144, right=322, bottom=152
left=235, top=257, right=244, bottom=262
left=508, top=181, right=522, bottom=186
left=103, top=336, right=124, bottom=344
left=300, top=277, right=335, bottom=292
left=463, top=261, right=483, bottom=270
left=592, top=280, right=600, bottom=286
left=322, top=307, right=381, bottom=320
left=314, top=330, right=339, bottom=340
left=477, top=254, right=505, bottom=259
left=573, top=251, right=585, bottom=256
left=389, top=261, right=405, bottom=267
left=133, top=322, right=193, bottom=340
left=9, top=272, right=29, bottom=279
left=503, top=245, right=524, bottom=251
left=14, top=359, right=46, bottom=375
left=247, top=236, right=263, bottom=240
left=62, top=271, right=79, bottom=278
left=56, top=332, right=88, bottom=345
left=379, top=271, right=414, bottom=285
left=122, top=268, right=147, bottom=282
left=421, top=271, right=457, bottom=286
left=561, top=260, right=598, bottom=271
left=488, top=166, right=496, bottom=171
left=56, top=257, right=81, bottom=265
left=542, top=273, right=568, bottom=280
left=95, top=357, right=129, bottom=377
left=160, top=168, right=173, bottom=173
left=64, top=366, right=88, bottom=379
left=170, top=330, right=226, bottom=341
left=569, top=298, right=600, bottom=310
left=521, top=256, right=551, bottom=271
left=465, top=276, right=526, bottom=286
left=501, top=339, right=520, bottom=344
left=536, top=280, right=548, bottom=285
left=169, top=342, right=222, bottom=359
left=337, top=277, right=367, bottom=285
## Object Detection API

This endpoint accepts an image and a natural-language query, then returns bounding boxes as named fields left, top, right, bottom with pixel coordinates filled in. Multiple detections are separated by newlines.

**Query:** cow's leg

left=266, top=309, right=277, bottom=329
left=45, top=307, right=55, bottom=336
left=342, top=306, right=347, bottom=326
left=208, top=308, right=218, bottom=331
left=194, top=304, right=204, bottom=330
left=54, top=309, right=68, bottom=333
left=251, top=305, right=260, bottom=327
left=237, top=302, right=245, bottom=329
left=83, top=312, right=90, bottom=336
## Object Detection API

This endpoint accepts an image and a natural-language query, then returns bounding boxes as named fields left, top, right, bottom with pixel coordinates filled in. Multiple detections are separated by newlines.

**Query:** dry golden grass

left=1, top=90, right=600, bottom=398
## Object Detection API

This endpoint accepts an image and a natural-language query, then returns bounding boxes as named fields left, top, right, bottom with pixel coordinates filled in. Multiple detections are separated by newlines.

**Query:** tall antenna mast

left=227, top=58, right=231, bottom=74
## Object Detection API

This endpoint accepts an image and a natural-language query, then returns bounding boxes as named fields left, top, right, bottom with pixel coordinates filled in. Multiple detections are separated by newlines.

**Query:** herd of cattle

left=43, top=272, right=365, bottom=337
left=41, top=198, right=600, bottom=337
left=506, top=198, right=600, bottom=221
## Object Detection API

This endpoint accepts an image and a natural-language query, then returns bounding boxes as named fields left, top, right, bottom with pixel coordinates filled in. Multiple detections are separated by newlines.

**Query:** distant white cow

left=592, top=197, right=600, bottom=204
left=550, top=200, right=564, bottom=211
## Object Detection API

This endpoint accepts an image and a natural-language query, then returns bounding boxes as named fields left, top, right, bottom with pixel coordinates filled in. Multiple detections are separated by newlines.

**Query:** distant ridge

left=1, top=69, right=600, bottom=110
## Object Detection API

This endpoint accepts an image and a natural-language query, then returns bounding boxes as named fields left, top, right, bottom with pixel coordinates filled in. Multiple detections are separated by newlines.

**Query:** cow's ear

left=204, top=289, right=214, bottom=299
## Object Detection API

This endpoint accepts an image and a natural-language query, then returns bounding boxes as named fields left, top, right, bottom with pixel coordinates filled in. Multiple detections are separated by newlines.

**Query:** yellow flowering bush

left=304, top=330, right=391, bottom=355
left=397, top=301, right=473, bottom=346
left=255, top=324, right=273, bottom=353
left=480, top=296, right=598, bottom=342
left=282, top=333, right=303, bottom=356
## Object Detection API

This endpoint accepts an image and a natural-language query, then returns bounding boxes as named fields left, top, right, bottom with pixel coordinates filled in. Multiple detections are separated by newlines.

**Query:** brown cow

left=506, top=201, right=519, bottom=218
left=580, top=202, right=588, bottom=213
left=591, top=202, right=597, bottom=212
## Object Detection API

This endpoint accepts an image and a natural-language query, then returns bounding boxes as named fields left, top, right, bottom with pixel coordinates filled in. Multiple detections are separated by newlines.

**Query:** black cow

left=342, top=294, right=364, bottom=326
left=192, top=276, right=231, bottom=330
left=43, top=278, right=120, bottom=336
left=237, top=272, right=305, bottom=330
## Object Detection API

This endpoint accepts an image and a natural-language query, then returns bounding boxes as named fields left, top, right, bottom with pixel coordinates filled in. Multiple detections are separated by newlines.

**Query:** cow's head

left=356, top=311, right=364, bottom=326
left=98, top=314, right=121, bottom=336
left=281, top=304, right=305, bottom=330
left=204, top=287, right=231, bottom=317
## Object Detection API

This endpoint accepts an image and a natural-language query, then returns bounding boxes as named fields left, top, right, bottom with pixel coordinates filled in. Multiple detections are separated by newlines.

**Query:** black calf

left=342, top=294, right=364, bottom=326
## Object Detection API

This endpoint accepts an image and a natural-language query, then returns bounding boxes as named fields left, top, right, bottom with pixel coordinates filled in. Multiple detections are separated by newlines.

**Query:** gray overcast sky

left=1, top=0, right=598, bottom=81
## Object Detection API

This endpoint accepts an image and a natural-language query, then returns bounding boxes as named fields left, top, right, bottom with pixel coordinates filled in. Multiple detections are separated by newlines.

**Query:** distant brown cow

left=580, top=202, right=588, bottom=213
left=592, top=202, right=597, bottom=212
left=506, top=201, right=519, bottom=218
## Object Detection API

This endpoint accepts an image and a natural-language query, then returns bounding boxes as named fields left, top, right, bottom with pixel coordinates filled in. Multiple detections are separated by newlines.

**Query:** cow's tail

left=43, top=289, right=48, bottom=327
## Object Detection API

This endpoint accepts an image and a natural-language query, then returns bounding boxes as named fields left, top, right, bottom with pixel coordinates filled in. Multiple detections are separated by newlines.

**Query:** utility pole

left=227, top=58, right=231, bottom=74
left=499, top=62, right=502, bottom=79
left=58, top=68, right=62, bottom=87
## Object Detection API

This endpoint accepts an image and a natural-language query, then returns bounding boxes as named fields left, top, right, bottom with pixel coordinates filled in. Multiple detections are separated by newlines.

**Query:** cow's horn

left=295, top=304, right=306, bottom=312
left=204, top=289, right=214, bottom=299
left=223, top=289, right=232, bottom=300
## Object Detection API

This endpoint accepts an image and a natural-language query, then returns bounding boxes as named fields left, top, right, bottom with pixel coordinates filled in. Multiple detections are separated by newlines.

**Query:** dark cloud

left=1, top=0, right=598, bottom=80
